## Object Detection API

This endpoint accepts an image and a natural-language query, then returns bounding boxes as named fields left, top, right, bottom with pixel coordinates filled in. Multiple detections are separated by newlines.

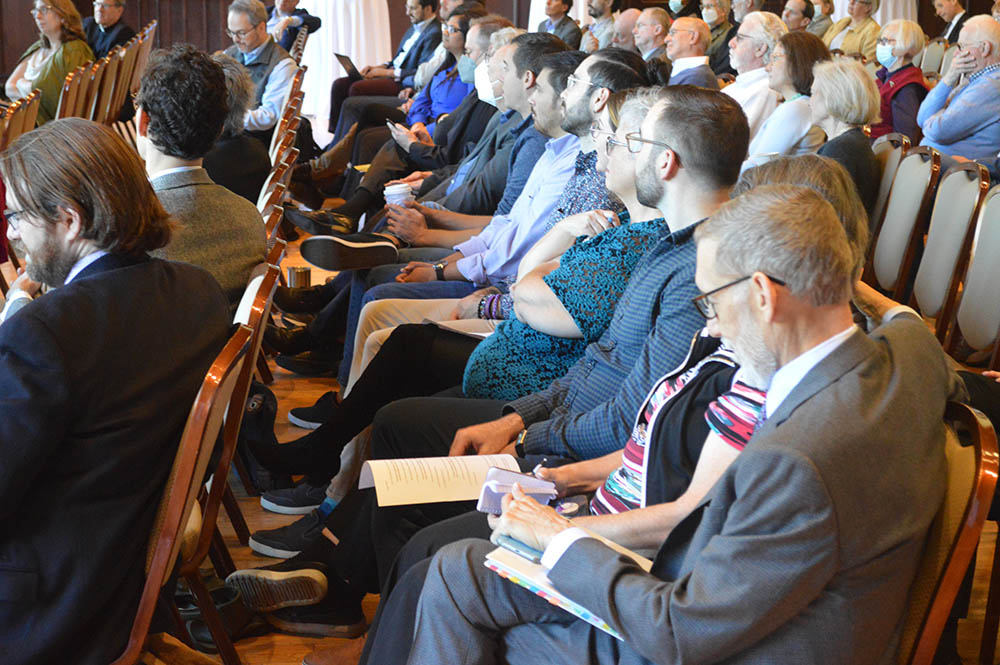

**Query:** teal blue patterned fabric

left=462, top=214, right=667, bottom=400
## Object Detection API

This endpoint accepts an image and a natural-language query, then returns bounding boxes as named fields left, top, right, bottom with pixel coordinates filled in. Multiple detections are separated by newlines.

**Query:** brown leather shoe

left=301, top=639, right=365, bottom=665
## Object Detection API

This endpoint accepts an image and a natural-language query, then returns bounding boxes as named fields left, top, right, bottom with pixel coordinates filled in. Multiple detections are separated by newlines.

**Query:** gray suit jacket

left=537, top=15, right=582, bottom=49
left=549, top=314, right=965, bottom=664
left=151, top=168, right=267, bottom=311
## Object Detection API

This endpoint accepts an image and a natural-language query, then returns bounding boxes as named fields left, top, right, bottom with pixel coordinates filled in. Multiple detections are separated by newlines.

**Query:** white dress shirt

left=669, top=55, right=710, bottom=74
left=721, top=67, right=780, bottom=141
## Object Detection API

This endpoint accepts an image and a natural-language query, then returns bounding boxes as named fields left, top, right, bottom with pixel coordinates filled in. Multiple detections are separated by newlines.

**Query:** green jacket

left=17, top=38, right=94, bottom=125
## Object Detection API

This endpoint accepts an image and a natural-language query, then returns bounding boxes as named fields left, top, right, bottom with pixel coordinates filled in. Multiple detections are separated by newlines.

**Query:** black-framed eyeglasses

left=4, top=209, right=25, bottom=232
left=691, top=274, right=786, bottom=319
left=624, top=131, right=672, bottom=155
left=226, top=24, right=260, bottom=39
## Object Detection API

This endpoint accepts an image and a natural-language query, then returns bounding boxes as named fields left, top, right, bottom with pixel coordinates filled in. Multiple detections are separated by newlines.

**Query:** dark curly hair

left=135, top=44, right=229, bottom=160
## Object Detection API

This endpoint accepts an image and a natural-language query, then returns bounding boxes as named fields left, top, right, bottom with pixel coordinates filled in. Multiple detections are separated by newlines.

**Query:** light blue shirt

left=742, top=96, right=824, bottom=172
left=242, top=38, right=297, bottom=132
left=919, top=65, right=1000, bottom=160
left=453, top=133, right=581, bottom=286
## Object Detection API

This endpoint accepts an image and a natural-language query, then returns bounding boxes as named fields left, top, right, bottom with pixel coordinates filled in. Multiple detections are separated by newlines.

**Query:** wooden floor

left=207, top=239, right=1000, bottom=664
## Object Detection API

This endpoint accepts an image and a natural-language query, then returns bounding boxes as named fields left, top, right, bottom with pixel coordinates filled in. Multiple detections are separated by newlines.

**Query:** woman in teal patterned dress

left=462, top=88, right=670, bottom=400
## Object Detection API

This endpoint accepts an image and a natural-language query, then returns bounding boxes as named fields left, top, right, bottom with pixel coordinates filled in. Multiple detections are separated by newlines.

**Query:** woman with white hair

left=811, top=57, right=881, bottom=217
left=823, top=0, right=880, bottom=61
left=870, top=19, right=928, bottom=142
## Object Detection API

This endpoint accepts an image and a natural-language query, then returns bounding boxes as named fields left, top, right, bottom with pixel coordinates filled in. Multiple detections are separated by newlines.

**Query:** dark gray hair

left=212, top=53, right=254, bottom=138
left=229, top=0, right=267, bottom=25
left=696, top=184, right=855, bottom=307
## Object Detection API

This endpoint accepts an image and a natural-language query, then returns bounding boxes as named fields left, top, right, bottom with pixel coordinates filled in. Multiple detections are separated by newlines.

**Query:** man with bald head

left=667, top=17, right=718, bottom=87
left=612, top=8, right=642, bottom=53
left=918, top=15, right=1000, bottom=160
left=633, top=7, right=671, bottom=61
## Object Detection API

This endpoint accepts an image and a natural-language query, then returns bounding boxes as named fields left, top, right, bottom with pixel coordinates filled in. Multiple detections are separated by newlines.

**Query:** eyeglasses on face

left=4, top=210, right=26, bottom=232
left=30, top=5, right=53, bottom=17
left=567, top=74, right=598, bottom=90
left=93, top=1, right=123, bottom=8
left=691, top=274, right=787, bottom=319
left=442, top=23, right=463, bottom=34
left=623, top=131, right=672, bottom=155
left=226, top=24, right=260, bottom=39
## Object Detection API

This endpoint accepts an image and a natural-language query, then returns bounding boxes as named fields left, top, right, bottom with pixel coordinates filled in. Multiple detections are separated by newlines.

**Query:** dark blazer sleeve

left=399, top=22, right=443, bottom=81
left=0, top=313, right=71, bottom=520
left=556, top=17, right=582, bottom=49
left=295, top=7, right=322, bottom=34
left=548, top=447, right=840, bottom=664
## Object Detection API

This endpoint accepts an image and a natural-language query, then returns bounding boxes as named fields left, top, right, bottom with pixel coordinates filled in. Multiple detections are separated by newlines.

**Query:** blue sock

left=317, top=496, right=338, bottom=518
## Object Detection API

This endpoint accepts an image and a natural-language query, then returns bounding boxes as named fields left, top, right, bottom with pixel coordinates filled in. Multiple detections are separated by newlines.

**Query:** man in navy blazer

left=667, top=17, right=720, bottom=88
left=267, top=0, right=322, bottom=51
left=328, top=0, right=442, bottom=132
left=0, top=119, right=231, bottom=665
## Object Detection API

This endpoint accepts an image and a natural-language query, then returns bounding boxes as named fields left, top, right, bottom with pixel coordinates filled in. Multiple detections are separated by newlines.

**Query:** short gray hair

left=962, top=15, right=1000, bottom=54
left=490, top=27, right=524, bottom=55
left=212, top=53, right=254, bottom=138
left=742, top=11, right=789, bottom=62
left=880, top=19, right=925, bottom=59
left=812, top=57, right=880, bottom=126
left=696, top=184, right=855, bottom=307
left=733, top=154, right=869, bottom=278
left=619, top=87, right=670, bottom=133
left=229, top=0, right=267, bottom=25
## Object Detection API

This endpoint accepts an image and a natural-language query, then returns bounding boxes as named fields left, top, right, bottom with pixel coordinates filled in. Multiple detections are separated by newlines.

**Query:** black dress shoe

left=300, top=233, right=399, bottom=271
left=273, top=285, right=328, bottom=314
left=264, top=324, right=315, bottom=355
left=283, top=205, right=355, bottom=236
left=275, top=350, right=340, bottom=377
left=265, top=583, right=366, bottom=638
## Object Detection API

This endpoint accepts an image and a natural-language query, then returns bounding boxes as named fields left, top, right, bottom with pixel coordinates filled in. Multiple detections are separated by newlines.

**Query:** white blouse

left=742, top=95, right=825, bottom=171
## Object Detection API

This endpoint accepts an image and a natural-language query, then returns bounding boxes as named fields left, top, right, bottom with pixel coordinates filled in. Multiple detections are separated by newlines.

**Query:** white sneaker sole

left=260, top=495, right=322, bottom=515
left=226, top=568, right=328, bottom=613
left=287, top=411, right=323, bottom=430
left=248, top=537, right=301, bottom=559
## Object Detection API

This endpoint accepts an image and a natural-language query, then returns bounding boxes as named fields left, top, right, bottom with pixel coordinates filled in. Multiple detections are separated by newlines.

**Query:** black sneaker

left=300, top=233, right=399, bottom=271
left=274, top=350, right=339, bottom=377
left=226, top=560, right=330, bottom=613
left=260, top=481, right=328, bottom=515
left=288, top=391, right=339, bottom=430
left=249, top=510, right=324, bottom=558
left=265, top=588, right=366, bottom=638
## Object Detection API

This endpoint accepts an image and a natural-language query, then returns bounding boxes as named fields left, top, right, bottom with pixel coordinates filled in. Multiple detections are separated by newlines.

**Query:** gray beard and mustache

left=727, top=305, right=779, bottom=389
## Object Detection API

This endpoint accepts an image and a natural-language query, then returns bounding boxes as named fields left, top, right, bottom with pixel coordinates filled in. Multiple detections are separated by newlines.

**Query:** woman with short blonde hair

left=4, top=0, right=94, bottom=125
left=869, top=19, right=929, bottom=142
left=811, top=57, right=882, bottom=217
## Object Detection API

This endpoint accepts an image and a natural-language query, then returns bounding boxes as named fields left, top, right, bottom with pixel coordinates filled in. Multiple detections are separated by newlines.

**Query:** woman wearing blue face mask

left=870, top=19, right=929, bottom=142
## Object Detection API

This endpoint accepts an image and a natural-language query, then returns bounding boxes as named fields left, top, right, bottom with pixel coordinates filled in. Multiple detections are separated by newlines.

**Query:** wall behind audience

left=0, top=0, right=990, bottom=80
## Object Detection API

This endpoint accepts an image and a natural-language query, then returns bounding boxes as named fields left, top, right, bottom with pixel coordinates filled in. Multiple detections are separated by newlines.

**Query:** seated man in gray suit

left=385, top=181, right=965, bottom=664
left=667, top=16, right=719, bottom=88
left=538, top=0, right=582, bottom=49
left=136, top=44, right=266, bottom=311
left=632, top=7, right=670, bottom=62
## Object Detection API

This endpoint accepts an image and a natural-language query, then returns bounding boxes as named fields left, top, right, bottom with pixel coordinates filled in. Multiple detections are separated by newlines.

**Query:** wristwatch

left=433, top=259, right=448, bottom=281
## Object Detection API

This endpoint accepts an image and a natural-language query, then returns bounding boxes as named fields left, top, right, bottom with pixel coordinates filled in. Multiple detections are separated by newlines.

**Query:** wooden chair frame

left=110, top=326, right=252, bottom=665
left=899, top=402, right=998, bottom=665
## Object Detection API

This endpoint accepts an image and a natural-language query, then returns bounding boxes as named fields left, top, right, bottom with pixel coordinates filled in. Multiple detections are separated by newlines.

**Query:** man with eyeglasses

left=632, top=7, right=672, bottom=62
left=223, top=0, right=296, bottom=139
left=666, top=16, right=719, bottom=87
left=721, top=10, right=785, bottom=139
left=384, top=180, right=963, bottom=665
left=83, top=0, right=135, bottom=59
left=918, top=15, right=1000, bottom=162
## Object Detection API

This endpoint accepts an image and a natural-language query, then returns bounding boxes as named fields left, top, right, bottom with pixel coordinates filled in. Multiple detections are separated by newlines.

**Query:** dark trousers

left=329, top=76, right=401, bottom=134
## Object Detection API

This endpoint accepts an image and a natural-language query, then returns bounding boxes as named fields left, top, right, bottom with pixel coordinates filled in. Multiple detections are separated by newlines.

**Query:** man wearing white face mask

left=667, top=0, right=700, bottom=19
left=703, top=0, right=739, bottom=75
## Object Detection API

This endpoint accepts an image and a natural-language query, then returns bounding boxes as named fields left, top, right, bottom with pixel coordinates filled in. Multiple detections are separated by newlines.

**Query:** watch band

left=514, top=428, right=528, bottom=457
left=434, top=260, right=448, bottom=281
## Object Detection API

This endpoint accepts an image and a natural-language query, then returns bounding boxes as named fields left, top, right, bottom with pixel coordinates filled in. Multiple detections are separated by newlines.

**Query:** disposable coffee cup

left=384, top=183, right=415, bottom=206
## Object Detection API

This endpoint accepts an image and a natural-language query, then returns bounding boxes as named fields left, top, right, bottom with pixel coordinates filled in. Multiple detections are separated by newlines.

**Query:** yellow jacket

left=822, top=16, right=880, bottom=62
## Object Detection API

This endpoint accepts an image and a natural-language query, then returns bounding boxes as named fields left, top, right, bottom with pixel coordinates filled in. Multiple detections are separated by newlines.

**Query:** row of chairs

left=56, top=20, right=157, bottom=125
left=866, top=134, right=1000, bottom=663
left=917, top=37, right=958, bottom=79
left=0, top=91, right=40, bottom=151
